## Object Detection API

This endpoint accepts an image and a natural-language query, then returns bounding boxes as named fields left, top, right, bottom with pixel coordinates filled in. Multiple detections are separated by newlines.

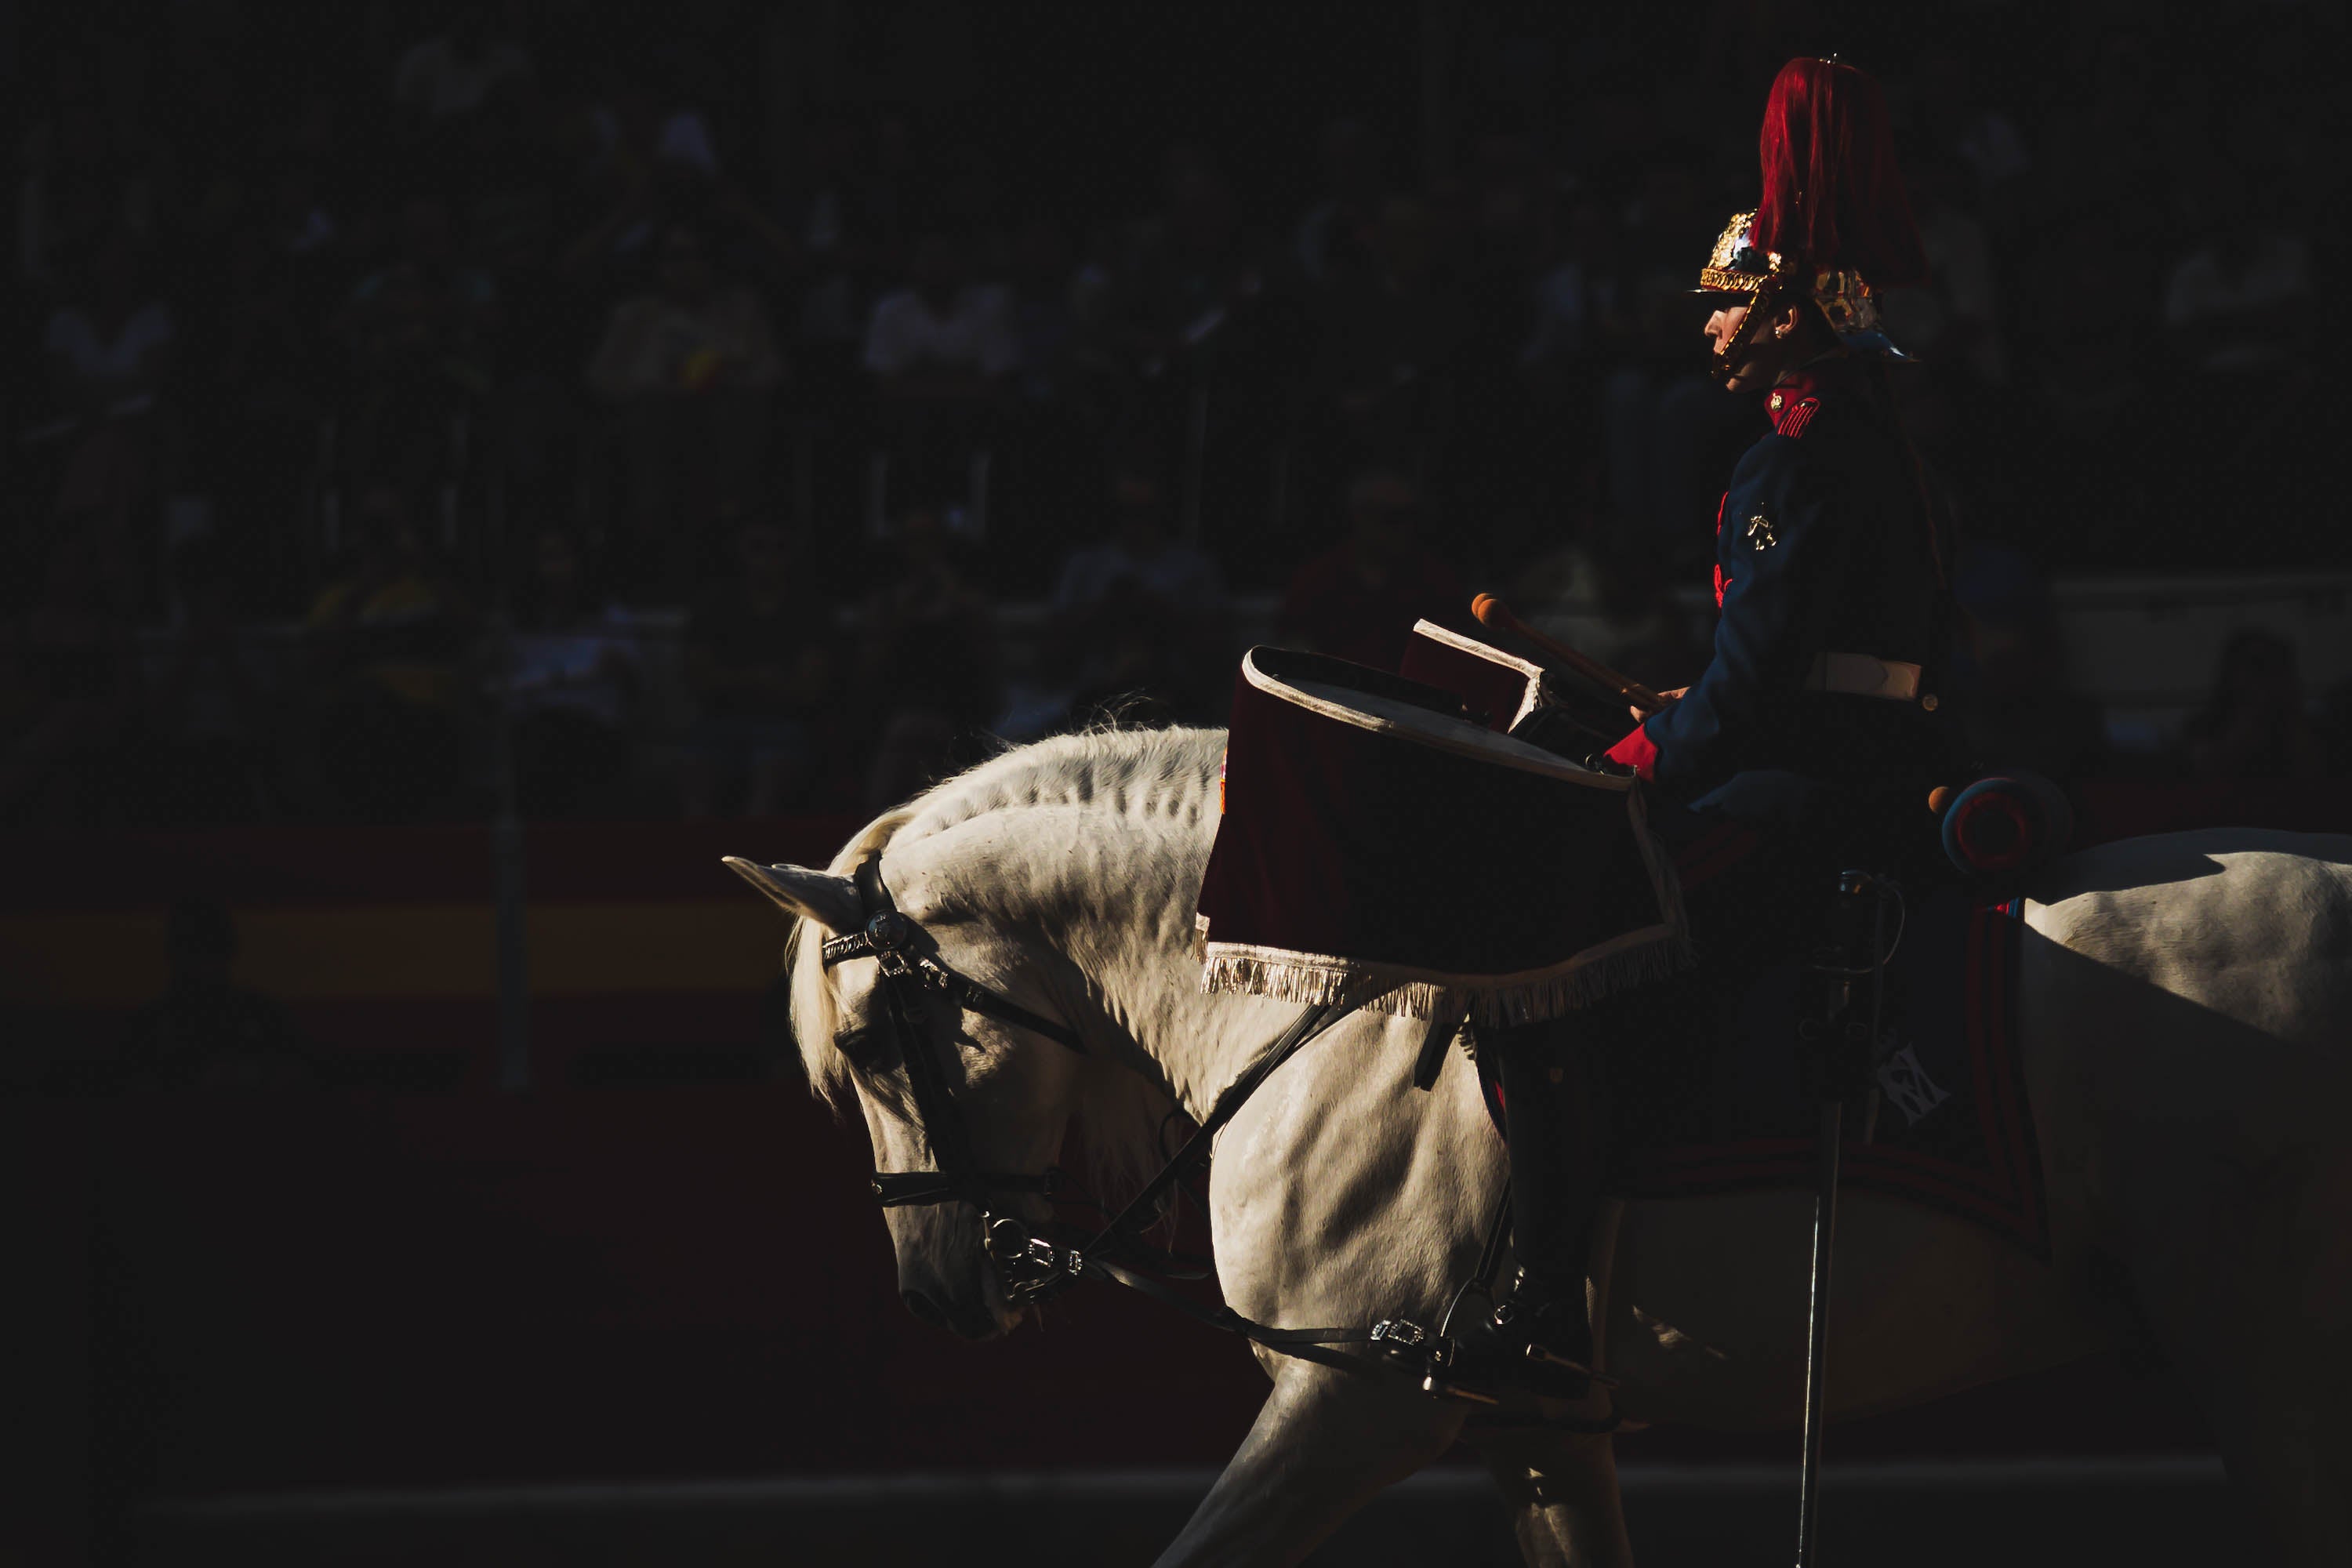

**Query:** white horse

left=729, top=725, right=2352, bottom=1566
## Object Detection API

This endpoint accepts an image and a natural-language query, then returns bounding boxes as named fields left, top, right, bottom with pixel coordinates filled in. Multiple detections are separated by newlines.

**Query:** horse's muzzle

left=902, top=1283, right=1003, bottom=1341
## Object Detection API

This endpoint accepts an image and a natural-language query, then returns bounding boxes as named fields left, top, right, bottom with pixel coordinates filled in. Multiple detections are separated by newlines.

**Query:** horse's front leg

left=1472, top=1428, right=1635, bottom=1568
left=1152, top=1358, right=1465, bottom=1568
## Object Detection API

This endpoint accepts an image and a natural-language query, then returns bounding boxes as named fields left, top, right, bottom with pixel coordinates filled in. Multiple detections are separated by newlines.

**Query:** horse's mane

left=786, top=724, right=1224, bottom=1207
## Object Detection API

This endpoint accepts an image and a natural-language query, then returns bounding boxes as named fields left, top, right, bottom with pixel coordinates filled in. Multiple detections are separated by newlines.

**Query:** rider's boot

left=1432, top=1018, right=1611, bottom=1402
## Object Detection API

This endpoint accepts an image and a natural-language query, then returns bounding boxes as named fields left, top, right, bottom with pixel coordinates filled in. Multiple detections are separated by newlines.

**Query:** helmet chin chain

left=1709, top=274, right=1793, bottom=384
left=1710, top=307, right=1763, bottom=382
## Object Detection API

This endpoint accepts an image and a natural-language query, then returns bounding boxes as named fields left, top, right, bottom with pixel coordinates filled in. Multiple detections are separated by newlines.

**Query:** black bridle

left=822, top=855, right=1087, bottom=1216
left=816, top=854, right=1381, bottom=1360
left=808, top=851, right=1624, bottom=1432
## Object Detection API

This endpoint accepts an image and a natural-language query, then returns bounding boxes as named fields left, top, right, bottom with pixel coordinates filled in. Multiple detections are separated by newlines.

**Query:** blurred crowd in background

left=5, top=0, right=2346, bottom=830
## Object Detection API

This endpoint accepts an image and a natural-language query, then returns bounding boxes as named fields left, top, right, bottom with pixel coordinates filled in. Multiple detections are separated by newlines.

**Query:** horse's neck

left=1005, top=821, right=1264, bottom=1122
left=911, top=732, right=1261, bottom=1122
left=1104, top=939, right=1282, bottom=1122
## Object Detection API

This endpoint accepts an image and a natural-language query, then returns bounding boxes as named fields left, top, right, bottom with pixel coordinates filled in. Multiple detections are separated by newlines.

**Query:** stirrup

left=1370, top=1316, right=1515, bottom=1403
left=1525, top=1340, right=1617, bottom=1385
left=1422, top=1354, right=1621, bottom=1412
left=1490, top=1283, right=1619, bottom=1392
left=1383, top=1321, right=1619, bottom=1406
left=1424, top=1369, right=1507, bottom=1405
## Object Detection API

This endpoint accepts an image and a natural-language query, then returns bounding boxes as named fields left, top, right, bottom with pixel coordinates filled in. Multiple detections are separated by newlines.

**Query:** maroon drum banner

left=1396, top=619, right=1545, bottom=733
left=1195, top=648, right=1688, bottom=1024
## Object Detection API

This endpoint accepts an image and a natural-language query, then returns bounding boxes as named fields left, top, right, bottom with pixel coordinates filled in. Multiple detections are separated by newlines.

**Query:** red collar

left=1763, top=354, right=1850, bottom=436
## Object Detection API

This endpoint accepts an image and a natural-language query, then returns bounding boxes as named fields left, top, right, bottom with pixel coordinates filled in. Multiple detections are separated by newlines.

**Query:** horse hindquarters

left=2092, top=1104, right=2352, bottom=1564
left=2142, top=1146, right=2352, bottom=1566
left=2024, top=835, right=2352, bottom=1564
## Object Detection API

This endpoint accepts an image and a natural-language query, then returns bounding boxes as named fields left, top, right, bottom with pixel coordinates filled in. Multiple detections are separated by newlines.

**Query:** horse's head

left=728, top=853, right=1093, bottom=1341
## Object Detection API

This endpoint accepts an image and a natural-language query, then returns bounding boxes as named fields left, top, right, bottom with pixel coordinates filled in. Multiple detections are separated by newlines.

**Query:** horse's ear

left=722, top=858, right=862, bottom=933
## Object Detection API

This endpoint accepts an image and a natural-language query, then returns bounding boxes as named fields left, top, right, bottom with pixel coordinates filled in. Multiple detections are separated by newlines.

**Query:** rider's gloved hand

left=1627, top=685, right=1689, bottom=724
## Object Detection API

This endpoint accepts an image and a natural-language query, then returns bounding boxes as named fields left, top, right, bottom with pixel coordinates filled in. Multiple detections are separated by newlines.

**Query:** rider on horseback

left=1472, top=56, right=1958, bottom=1400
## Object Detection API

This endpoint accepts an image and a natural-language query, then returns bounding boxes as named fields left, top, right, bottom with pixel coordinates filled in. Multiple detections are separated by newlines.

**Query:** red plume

left=1752, top=57, right=1927, bottom=287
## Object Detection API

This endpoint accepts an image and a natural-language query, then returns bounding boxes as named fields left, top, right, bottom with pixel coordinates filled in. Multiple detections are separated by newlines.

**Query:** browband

left=818, top=866, right=1086, bottom=1054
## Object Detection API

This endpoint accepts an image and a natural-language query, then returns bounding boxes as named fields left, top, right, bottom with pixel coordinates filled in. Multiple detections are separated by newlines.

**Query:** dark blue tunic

left=1609, top=354, right=1951, bottom=839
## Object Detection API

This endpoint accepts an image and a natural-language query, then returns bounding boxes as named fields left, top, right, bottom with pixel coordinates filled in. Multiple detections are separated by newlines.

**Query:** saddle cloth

left=1196, top=647, right=1688, bottom=1025
left=1479, top=888, right=2049, bottom=1257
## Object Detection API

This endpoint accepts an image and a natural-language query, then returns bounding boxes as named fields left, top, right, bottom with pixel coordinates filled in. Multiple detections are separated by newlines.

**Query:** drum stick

left=1471, top=593, right=1671, bottom=716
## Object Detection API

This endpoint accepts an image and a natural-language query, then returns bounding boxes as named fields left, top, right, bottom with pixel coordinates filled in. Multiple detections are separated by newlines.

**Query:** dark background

left=2, top=1, right=2343, bottom=1563
left=3, top=0, right=2343, bottom=834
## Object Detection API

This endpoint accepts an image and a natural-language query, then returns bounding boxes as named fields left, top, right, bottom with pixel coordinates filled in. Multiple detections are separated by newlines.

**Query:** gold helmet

left=1700, top=59, right=1926, bottom=379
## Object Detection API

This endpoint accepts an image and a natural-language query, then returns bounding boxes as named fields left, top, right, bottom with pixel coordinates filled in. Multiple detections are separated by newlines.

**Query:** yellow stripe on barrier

left=0, top=901, right=787, bottom=1006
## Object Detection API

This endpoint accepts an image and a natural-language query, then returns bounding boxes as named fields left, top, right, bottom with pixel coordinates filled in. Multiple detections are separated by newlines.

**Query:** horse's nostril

left=904, top=1285, right=998, bottom=1340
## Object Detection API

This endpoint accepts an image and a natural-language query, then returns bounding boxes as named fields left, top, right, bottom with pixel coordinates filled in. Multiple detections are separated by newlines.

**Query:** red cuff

left=1603, top=723, right=1658, bottom=781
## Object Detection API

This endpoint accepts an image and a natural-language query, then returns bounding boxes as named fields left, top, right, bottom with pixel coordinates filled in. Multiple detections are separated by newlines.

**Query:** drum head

left=1244, top=646, right=1623, bottom=790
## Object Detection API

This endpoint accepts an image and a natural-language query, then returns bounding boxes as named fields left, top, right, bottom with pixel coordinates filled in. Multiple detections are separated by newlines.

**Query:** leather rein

left=818, top=854, right=1371, bottom=1370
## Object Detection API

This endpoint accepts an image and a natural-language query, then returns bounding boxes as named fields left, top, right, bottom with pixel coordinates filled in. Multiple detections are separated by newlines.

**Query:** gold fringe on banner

left=1196, top=799, right=1693, bottom=1026
left=1197, top=925, right=1690, bottom=1026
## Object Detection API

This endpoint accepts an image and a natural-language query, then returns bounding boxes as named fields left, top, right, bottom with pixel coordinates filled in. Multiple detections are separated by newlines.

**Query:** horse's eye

left=833, top=1025, right=884, bottom=1065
